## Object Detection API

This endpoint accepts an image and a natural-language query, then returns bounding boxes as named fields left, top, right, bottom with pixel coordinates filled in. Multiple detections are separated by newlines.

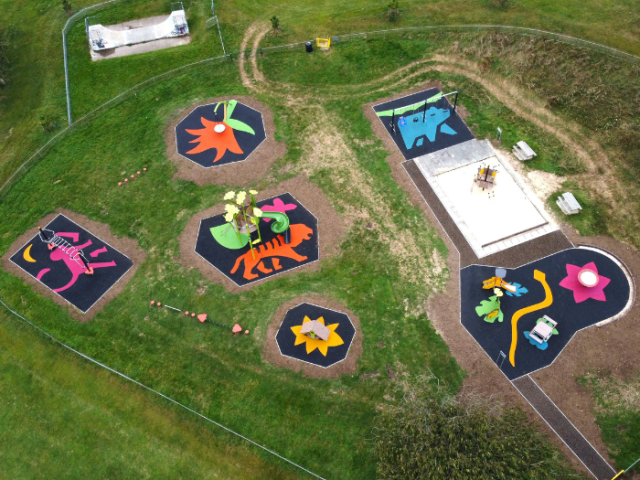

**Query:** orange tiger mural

left=231, top=224, right=313, bottom=280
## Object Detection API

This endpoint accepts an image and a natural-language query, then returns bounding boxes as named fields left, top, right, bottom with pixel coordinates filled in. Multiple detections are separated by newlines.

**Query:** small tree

left=489, top=0, right=514, bottom=8
left=270, top=16, right=280, bottom=35
left=385, top=0, right=402, bottom=22
left=0, top=29, right=9, bottom=86
left=373, top=376, right=586, bottom=480
left=62, top=0, right=73, bottom=15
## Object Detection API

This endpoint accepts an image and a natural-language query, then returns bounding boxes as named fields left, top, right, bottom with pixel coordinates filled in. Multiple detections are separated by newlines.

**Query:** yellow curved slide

left=509, top=270, right=553, bottom=367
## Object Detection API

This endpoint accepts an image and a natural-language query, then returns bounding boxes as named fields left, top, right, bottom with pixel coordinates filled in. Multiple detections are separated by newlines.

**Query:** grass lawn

left=579, top=373, right=640, bottom=475
left=1, top=0, right=640, bottom=477
left=0, top=310, right=300, bottom=479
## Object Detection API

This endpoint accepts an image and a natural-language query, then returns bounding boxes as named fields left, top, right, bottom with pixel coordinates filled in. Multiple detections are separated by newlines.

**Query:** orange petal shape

left=185, top=118, right=244, bottom=162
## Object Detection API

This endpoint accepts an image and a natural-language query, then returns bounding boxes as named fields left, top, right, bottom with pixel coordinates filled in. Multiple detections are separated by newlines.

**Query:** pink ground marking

left=90, top=246, right=108, bottom=257
left=261, top=198, right=297, bottom=222
left=46, top=236, right=117, bottom=293
left=559, top=262, right=610, bottom=303
left=36, top=268, right=50, bottom=280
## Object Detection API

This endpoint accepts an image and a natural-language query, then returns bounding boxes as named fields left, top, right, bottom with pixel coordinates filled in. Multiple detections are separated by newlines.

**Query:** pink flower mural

left=559, top=262, right=610, bottom=303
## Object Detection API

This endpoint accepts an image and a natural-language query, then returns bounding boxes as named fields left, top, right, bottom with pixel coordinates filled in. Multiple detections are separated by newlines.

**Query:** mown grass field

left=1, top=0, right=640, bottom=477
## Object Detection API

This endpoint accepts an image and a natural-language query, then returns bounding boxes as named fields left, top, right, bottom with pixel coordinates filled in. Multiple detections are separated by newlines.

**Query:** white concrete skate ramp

left=88, top=10, right=189, bottom=52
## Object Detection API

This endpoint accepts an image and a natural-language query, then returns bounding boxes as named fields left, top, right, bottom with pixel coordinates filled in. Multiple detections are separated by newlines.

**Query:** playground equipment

left=474, top=164, right=499, bottom=191
left=316, top=37, right=330, bottom=50
left=149, top=299, right=246, bottom=332
left=482, top=275, right=517, bottom=294
left=87, top=3, right=189, bottom=52
left=377, top=90, right=459, bottom=136
left=38, top=227, right=94, bottom=275
left=300, top=319, right=330, bottom=341
left=524, top=315, right=558, bottom=350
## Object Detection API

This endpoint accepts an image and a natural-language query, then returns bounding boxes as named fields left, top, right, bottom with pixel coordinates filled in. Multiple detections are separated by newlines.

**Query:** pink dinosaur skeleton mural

left=36, top=231, right=117, bottom=293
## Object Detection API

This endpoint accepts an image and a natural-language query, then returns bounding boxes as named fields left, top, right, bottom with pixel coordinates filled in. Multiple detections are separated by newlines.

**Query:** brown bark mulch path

left=1, top=209, right=146, bottom=322
left=165, top=95, right=286, bottom=186
left=263, top=293, right=362, bottom=379
left=178, top=175, right=345, bottom=293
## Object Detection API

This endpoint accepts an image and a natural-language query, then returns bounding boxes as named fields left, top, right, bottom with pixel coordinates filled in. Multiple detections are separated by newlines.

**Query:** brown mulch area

left=263, top=293, right=362, bottom=379
left=164, top=95, right=286, bottom=186
left=365, top=85, right=640, bottom=473
left=178, top=175, right=345, bottom=293
left=1, top=209, right=145, bottom=322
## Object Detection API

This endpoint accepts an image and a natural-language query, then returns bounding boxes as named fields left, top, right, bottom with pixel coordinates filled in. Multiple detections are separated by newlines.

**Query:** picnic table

left=512, top=141, right=537, bottom=161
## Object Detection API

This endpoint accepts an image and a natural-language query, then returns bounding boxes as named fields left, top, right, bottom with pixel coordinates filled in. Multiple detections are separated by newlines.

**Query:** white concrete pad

left=415, top=141, right=558, bottom=258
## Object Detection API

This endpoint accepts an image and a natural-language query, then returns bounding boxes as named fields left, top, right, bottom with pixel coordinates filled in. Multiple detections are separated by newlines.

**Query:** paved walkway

left=512, top=375, right=616, bottom=480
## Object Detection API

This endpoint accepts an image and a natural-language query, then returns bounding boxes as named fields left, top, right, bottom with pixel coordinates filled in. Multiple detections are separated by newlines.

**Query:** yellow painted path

left=509, top=270, right=553, bottom=367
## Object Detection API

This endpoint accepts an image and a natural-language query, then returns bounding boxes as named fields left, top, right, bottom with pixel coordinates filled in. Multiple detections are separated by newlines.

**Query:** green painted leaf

left=225, top=118, right=255, bottom=135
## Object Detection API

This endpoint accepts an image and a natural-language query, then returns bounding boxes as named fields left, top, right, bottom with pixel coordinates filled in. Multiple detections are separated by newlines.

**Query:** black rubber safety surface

left=461, top=248, right=630, bottom=380
left=275, top=303, right=356, bottom=368
left=195, top=193, right=319, bottom=287
left=175, top=101, right=266, bottom=167
left=373, top=88, right=475, bottom=160
left=9, top=214, right=133, bottom=313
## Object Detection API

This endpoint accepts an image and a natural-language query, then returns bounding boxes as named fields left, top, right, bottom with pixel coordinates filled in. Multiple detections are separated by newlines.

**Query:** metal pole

left=453, top=92, right=459, bottom=114
left=423, top=100, right=427, bottom=122
left=63, top=29, right=72, bottom=125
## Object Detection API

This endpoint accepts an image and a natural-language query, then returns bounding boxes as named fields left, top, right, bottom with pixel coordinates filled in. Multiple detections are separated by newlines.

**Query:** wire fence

left=0, top=298, right=326, bottom=480
left=62, top=0, right=224, bottom=126
left=5, top=22, right=640, bottom=197
left=227, top=24, right=640, bottom=66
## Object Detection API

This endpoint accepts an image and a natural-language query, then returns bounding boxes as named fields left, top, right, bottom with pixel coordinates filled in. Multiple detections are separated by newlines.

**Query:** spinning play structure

left=87, top=4, right=189, bottom=51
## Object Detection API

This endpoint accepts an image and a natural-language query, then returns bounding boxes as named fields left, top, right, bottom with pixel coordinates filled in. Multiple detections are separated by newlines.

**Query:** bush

left=373, top=376, right=586, bottom=480
left=385, top=0, right=402, bottom=22
left=489, top=0, right=514, bottom=8
left=270, top=16, right=280, bottom=34
left=62, top=0, right=73, bottom=15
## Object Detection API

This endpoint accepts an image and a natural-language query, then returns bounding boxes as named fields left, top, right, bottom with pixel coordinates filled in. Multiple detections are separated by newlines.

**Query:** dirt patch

left=178, top=175, right=345, bottom=293
left=529, top=227, right=640, bottom=467
left=1, top=209, right=145, bottom=322
left=164, top=95, right=285, bottom=186
left=263, top=293, right=362, bottom=379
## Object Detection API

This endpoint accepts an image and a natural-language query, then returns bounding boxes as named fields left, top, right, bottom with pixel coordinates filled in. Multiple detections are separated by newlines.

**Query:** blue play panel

left=373, top=88, right=476, bottom=160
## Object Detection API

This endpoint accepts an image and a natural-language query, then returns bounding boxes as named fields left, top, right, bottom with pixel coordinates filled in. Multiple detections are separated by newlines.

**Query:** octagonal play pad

left=194, top=193, right=318, bottom=287
left=275, top=303, right=356, bottom=368
left=8, top=214, right=134, bottom=313
left=461, top=247, right=632, bottom=380
left=175, top=99, right=266, bottom=167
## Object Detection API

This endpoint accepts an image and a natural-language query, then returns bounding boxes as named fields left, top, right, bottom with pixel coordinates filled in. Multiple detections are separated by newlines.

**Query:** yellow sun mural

left=291, top=316, right=344, bottom=356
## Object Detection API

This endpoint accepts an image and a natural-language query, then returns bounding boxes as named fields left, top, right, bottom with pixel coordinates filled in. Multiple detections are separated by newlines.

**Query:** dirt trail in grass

left=239, top=23, right=446, bottom=298
left=239, top=22, right=267, bottom=91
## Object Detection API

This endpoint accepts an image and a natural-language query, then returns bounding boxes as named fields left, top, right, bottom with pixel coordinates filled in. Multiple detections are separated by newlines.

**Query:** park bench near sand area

left=513, top=141, right=536, bottom=161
